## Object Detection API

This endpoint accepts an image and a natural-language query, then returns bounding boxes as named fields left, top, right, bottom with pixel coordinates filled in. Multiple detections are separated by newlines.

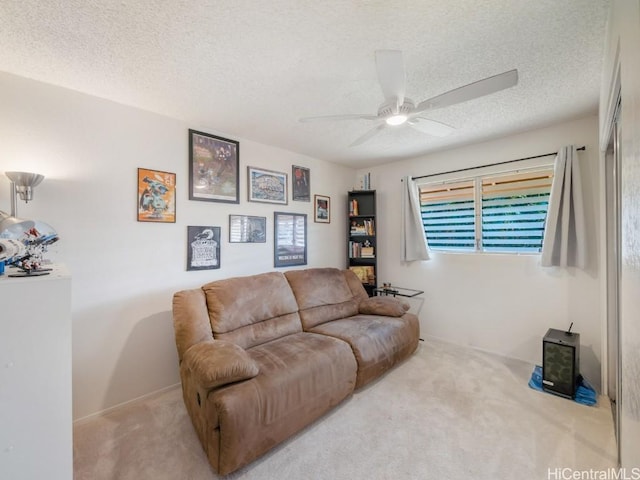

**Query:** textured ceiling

left=0, top=0, right=609, bottom=168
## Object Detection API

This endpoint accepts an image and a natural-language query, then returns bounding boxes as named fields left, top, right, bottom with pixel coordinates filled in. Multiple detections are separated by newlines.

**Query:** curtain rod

left=410, top=146, right=586, bottom=181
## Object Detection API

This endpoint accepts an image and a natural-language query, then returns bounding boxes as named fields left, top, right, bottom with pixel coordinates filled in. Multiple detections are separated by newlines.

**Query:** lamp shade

left=5, top=171, right=45, bottom=202
left=0, top=210, right=35, bottom=238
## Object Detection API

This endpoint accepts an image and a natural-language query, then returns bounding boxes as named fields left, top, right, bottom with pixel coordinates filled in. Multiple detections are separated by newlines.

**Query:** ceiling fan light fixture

left=299, top=49, right=517, bottom=147
left=386, top=114, right=408, bottom=126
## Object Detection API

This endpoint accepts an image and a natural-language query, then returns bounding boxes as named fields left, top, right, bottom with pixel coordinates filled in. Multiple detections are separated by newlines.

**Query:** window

left=419, top=168, right=554, bottom=254
left=420, top=179, right=476, bottom=251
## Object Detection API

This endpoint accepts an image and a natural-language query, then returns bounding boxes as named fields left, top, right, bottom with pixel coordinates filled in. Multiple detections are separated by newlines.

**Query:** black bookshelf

left=348, top=190, right=377, bottom=296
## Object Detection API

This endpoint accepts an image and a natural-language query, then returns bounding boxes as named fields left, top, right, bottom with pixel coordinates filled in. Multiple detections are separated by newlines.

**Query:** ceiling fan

left=300, top=50, right=518, bottom=147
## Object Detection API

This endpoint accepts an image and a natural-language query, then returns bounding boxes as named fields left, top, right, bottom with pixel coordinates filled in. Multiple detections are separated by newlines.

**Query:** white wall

left=0, top=68, right=609, bottom=423
left=0, top=71, right=355, bottom=420
left=359, top=115, right=602, bottom=390
left=600, top=0, right=640, bottom=468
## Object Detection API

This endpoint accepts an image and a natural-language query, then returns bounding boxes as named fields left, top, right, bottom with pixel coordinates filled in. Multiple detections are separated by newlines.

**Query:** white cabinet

left=0, top=265, right=72, bottom=479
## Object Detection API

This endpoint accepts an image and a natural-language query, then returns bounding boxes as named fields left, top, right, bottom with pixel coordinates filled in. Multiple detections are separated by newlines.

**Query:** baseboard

left=424, top=334, right=535, bottom=367
left=73, top=382, right=181, bottom=425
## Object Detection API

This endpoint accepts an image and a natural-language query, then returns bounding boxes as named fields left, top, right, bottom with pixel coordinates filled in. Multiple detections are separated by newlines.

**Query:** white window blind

left=419, top=168, right=553, bottom=253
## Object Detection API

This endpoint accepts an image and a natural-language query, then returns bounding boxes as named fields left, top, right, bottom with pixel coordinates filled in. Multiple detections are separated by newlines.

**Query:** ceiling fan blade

left=299, top=114, right=378, bottom=123
left=415, top=69, right=518, bottom=113
left=350, top=124, right=386, bottom=147
left=408, top=117, right=455, bottom=137
left=375, top=50, right=405, bottom=113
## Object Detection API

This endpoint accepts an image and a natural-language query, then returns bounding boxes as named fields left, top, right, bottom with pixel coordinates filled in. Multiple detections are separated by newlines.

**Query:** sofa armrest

left=359, top=296, right=410, bottom=317
left=183, top=340, right=259, bottom=390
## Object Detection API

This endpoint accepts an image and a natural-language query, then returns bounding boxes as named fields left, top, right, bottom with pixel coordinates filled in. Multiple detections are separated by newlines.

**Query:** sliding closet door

left=605, top=98, right=621, bottom=459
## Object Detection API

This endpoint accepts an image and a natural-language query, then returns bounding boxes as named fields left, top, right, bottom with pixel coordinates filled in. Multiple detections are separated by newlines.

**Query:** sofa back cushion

left=173, top=288, right=215, bottom=363
left=285, top=268, right=369, bottom=330
left=202, top=271, right=302, bottom=349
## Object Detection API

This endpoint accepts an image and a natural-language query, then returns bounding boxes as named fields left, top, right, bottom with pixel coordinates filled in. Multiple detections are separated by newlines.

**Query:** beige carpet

left=73, top=338, right=617, bottom=479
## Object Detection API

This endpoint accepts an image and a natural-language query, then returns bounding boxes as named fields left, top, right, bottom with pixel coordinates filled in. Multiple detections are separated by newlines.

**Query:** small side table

left=373, top=286, right=425, bottom=314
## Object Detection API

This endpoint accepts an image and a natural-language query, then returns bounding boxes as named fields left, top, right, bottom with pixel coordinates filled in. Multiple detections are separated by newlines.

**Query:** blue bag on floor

left=574, top=376, right=597, bottom=406
left=528, top=365, right=597, bottom=406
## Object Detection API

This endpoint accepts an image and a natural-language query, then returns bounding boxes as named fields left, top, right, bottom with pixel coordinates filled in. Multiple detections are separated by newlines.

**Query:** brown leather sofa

left=172, top=267, right=420, bottom=475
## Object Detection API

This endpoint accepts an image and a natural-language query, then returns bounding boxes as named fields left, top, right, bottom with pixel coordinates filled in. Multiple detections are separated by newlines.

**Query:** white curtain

left=401, top=175, right=430, bottom=262
left=541, top=145, right=587, bottom=268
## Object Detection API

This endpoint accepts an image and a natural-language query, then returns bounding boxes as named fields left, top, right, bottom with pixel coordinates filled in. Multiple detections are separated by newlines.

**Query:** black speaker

left=542, top=328, right=580, bottom=399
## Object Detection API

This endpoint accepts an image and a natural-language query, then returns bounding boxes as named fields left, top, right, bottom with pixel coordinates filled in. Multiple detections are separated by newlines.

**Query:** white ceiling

left=0, top=0, right=609, bottom=168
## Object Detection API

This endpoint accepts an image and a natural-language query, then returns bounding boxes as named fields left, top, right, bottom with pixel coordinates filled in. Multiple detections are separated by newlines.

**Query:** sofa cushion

left=173, top=288, right=215, bottom=362
left=183, top=340, right=259, bottom=390
left=202, top=271, right=302, bottom=349
left=309, top=313, right=419, bottom=389
left=359, top=297, right=410, bottom=317
left=210, top=332, right=357, bottom=475
left=285, top=268, right=362, bottom=330
left=343, top=269, right=371, bottom=303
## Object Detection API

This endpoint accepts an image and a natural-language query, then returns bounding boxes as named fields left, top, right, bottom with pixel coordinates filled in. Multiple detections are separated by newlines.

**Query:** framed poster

left=188, top=129, right=239, bottom=203
left=137, top=168, right=176, bottom=223
left=229, top=215, right=266, bottom=243
left=187, top=226, right=221, bottom=271
left=292, top=165, right=310, bottom=202
left=274, top=212, right=307, bottom=268
left=247, top=166, right=288, bottom=204
left=314, top=194, right=330, bottom=223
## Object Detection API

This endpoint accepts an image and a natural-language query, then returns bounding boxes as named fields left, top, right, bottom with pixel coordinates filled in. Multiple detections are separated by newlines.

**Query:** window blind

left=481, top=170, right=553, bottom=252
left=420, top=179, right=476, bottom=251
left=419, top=168, right=554, bottom=253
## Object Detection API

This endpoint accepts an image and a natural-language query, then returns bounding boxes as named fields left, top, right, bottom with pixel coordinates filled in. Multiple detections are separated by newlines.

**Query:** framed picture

left=292, top=165, right=310, bottom=202
left=229, top=215, right=266, bottom=243
left=188, top=129, right=239, bottom=203
left=274, top=212, right=307, bottom=268
left=314, top=194, right=330, bottom=223
left=187, top=226, right=221, bottom=271
left=137, top=168, right=176, bottom=223
left=248, top=166, right=288, bottom=204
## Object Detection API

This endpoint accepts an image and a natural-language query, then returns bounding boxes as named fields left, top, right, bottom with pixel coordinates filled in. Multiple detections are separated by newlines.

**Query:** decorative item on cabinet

left=1, top=171, right=59, bottom=276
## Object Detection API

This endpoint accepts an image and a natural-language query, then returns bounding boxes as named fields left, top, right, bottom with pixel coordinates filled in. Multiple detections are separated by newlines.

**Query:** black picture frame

left=274, top=212, right=307, bottom=268
left=229, top=215, right=267, bottom=243
left=292, top=165, right=310, bottom=202
left=188, top=129, right=239, bottom=203
left=247, top=166, right=288, bottom=204
left=187, top=226, right=221, bottom=271
left=314, top=194, right=330, bottom=223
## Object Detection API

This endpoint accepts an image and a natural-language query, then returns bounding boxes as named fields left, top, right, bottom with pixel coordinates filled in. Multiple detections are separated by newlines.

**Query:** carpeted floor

left=73, top=338, right=617, bottom=479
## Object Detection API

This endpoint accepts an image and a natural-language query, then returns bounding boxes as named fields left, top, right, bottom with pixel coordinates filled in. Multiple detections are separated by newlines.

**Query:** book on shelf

left=349, top=266, right=375, bottom=284
left=349, top=242, right=375, bottom=258
left=350, top=219, right=375, bottom=236
left=361, top=246, right=374, bottom=257
left=349, top=199, right=359, bottom=216
left=350, top=224, right=366, bottom=235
